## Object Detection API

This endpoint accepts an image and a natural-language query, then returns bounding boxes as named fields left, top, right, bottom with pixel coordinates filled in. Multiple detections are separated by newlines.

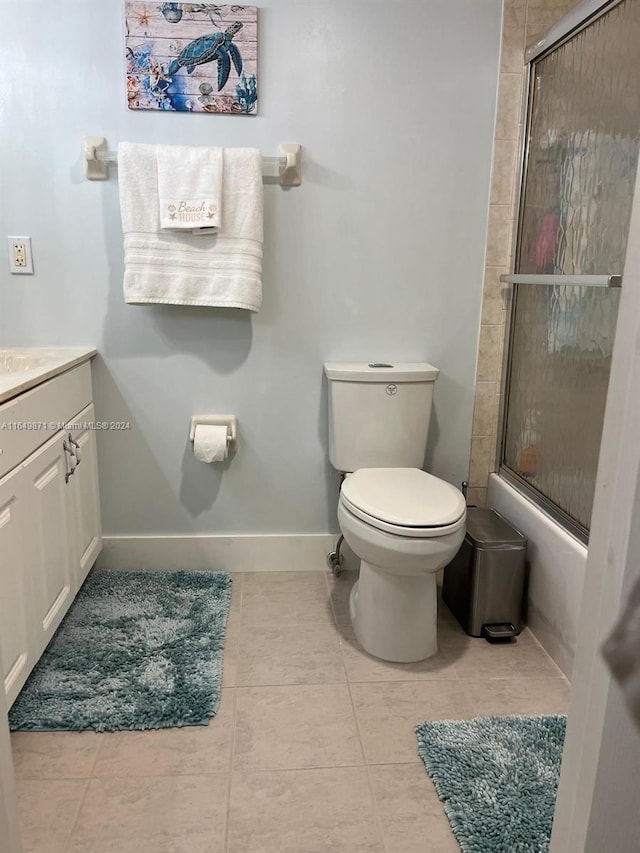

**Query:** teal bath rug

left=9, top=570, right=232, bottom=733
left=415, top=714, right=566, bottom=853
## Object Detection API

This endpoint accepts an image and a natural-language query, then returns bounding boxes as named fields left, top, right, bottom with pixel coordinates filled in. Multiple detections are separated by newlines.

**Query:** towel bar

left=500, top=273, right=623, bottom=288
left=83, top=136, right=302, bottom=186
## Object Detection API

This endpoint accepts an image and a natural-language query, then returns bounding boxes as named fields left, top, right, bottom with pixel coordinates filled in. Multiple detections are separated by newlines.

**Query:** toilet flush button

left=368, top=362, right=394, bottom=368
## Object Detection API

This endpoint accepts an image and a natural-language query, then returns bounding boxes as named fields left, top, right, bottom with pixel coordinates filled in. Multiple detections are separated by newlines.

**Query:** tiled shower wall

left=467, top=0, right=580, bottom=506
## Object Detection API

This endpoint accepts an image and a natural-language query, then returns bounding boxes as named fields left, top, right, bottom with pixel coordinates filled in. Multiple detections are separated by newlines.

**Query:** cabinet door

left=23, top=431, right=74, bottom=650
left=67, top=404, right=102, bottom=590
left=0, top=465, right=33, bottom=707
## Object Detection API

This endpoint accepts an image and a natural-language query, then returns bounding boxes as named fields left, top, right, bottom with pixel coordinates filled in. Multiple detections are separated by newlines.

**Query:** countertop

left=0, top=347, right=97, bottom=405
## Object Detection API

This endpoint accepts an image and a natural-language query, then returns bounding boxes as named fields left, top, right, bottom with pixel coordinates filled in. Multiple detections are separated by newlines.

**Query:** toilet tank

left=324, top=362, right=440, bottom=472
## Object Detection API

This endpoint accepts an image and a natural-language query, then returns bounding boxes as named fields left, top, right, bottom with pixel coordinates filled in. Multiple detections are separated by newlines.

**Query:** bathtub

left=487, top=473, right=587, bottom=679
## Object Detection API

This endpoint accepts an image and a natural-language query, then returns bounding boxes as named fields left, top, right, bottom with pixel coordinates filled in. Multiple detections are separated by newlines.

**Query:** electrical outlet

left=7, top=236, right=34, bottom=274
left=13, top=244, right=27, bottom=267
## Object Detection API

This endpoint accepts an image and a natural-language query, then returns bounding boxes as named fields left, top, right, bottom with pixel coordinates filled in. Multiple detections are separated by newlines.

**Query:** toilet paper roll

left=193, top=424, right=229, bottom=463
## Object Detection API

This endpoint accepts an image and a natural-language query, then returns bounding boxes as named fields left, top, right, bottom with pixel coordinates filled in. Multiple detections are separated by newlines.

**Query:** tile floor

left=11, top=570, right=571, bottom=853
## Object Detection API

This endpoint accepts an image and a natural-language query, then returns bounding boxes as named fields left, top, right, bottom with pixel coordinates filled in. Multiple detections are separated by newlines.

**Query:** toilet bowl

left=323, top=361, right=467, bottom=663
left=338, top=467, right=466, bottom=662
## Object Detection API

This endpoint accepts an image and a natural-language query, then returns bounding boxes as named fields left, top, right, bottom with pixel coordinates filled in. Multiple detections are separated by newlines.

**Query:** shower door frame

left=496, top=0, right=628, bottom=545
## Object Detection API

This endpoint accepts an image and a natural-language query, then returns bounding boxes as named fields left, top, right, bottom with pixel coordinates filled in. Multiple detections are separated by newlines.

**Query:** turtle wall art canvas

left=124, top=3, right=258, bottom=113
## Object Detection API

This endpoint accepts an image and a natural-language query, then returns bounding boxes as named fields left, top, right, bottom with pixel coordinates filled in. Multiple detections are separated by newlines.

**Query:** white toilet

left=324, top=362, right=466, bottom=662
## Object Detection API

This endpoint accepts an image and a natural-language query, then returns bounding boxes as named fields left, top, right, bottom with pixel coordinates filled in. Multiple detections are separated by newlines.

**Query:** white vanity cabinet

left=0, top=358, right=102, bottom=707
left=21, top=430, right=75, bottom=662
left=0, top=462, right=33, bottom=708
left=66, top=404, right=102, bottom=591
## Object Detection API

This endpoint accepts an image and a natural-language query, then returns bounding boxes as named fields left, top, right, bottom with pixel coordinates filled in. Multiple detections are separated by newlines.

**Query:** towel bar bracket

left=84, top=136, right=110, bottom=180
left=279, top=143, right=301, bottom=187
left=83, top=136, right=302, bottom=186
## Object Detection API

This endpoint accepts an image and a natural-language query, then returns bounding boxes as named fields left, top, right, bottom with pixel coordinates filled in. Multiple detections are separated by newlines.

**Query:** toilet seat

left=340, top=468, right=466, bottom=538
left=340, top=496, right=466, bottom=538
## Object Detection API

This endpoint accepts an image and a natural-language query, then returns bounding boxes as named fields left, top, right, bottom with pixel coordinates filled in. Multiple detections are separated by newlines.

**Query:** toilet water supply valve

left=327, top=473, right=347, bottom=577
left=327, top=535, right=344, bottom=578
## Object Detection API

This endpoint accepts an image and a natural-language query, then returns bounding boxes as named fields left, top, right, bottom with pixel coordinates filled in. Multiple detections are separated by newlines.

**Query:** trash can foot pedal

left=482, top=623, right=518, bottom=642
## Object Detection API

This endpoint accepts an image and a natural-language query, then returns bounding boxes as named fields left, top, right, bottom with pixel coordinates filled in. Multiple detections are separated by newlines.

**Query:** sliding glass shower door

left=501, top=0, right=640, bottom=540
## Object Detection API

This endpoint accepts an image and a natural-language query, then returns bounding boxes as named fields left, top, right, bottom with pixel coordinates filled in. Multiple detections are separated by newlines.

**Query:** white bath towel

left=118, top=142, right=263, bottom=311
left=157, top=144, right=222, bottom=234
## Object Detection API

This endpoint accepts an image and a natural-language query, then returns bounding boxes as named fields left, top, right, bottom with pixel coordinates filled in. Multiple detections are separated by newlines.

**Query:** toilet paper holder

left=189, top=415, right=237, bottom=452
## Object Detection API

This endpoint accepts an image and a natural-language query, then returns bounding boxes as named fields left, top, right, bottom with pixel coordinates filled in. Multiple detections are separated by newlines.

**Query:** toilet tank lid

left=324, top=362, right=439, bottom=382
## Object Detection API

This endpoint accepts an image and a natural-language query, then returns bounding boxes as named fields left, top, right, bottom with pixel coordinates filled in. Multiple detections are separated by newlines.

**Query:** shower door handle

left=500, top=274, right=622, bottom=288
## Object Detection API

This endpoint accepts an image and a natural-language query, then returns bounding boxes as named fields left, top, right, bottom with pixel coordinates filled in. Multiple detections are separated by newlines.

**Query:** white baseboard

left=96, top=534, right=340, bottom=573
left=526, top=600, right=573, bottom=680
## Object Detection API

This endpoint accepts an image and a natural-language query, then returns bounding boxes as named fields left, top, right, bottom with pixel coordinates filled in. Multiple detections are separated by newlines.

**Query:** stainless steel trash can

left=442, top=507, right=527, bottom=639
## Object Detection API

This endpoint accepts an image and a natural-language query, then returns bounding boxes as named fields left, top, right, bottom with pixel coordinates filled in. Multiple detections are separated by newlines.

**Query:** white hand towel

left=118, top=142, right=263, bottom=311
left=157, top=144, right=222, bottom=234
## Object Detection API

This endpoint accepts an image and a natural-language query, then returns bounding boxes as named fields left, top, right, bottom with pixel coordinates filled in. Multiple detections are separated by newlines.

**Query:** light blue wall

left=0, top=0, right=502, bottom=535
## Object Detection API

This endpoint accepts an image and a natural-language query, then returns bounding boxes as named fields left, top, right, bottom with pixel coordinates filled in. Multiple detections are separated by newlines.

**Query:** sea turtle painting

left=167, top=22, right=243, bottom=90
left=124, top=2, right=258, bottom=113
